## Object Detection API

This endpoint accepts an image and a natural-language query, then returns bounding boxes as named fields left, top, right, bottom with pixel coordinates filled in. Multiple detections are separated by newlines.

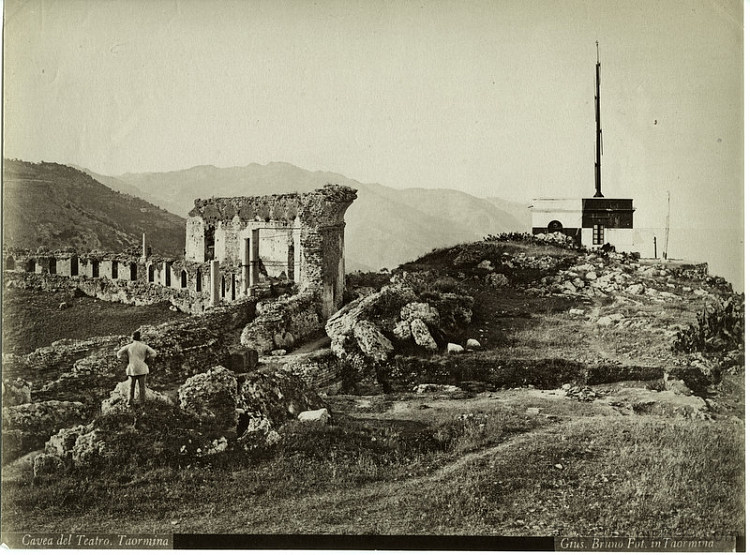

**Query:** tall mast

left=594, top=41, right=604, bottom=197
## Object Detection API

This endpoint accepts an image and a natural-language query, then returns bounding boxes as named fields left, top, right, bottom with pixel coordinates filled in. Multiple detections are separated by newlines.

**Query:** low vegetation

left=1, top=236, right=744, bottom=539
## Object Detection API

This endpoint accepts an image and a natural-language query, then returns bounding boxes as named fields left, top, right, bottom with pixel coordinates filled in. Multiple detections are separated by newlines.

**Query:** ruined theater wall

left=299, top=224, right=346, bottom=320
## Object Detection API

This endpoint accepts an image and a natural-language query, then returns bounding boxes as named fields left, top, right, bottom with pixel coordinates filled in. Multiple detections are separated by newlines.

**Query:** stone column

left=241, top=237, right=250, bottom=295
left=141, top=233, right=147, bottom=261
left=250, top=228, right=260, bottom=286
left=209, top=260, right=220, bottom=306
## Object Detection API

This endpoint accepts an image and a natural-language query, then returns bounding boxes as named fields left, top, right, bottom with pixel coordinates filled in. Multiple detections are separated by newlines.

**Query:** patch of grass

left=2, top=287, right=185, bottom=354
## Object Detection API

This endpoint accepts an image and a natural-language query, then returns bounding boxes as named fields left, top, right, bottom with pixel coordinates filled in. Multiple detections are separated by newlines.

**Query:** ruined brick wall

left=186, top=185, right=357, bottom=318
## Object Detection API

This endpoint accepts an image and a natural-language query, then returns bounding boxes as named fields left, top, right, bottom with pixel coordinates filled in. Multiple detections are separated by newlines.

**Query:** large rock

left=400, top=302, right=440, bottom=327
left=178, top=366, right=239, bottom=435
left=241, top=292, right=322, bottom=355
left=297, top=408, right=331, bottom=424
left=410, top=318, right=438, bottom=351
left=237, top=368, right=325, bottom=430
left=326, top=285, right=416, bottom=369
left=101, top=380, right=174, bottom=414
left=353, top=321, right=394, bottom=362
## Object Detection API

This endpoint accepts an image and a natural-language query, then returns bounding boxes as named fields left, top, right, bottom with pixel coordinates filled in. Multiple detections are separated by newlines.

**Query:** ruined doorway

left=130, top=263, right=137, bottom=280
left=231, top=273, right=236, bottom=300
left=26, top=259, right=36, bottom=273
left=70, top=256, right=79, bottom=276
left=221, top=275, right=226, bottom=298
left=148, top=264, right=155, bottom=283
left=49, top=258, right=57, bottom=275
left=91, top=261, right=99, bottom=278
left=196, top=269, right=202, bottom=292
left=181, top=270, right=188, bottom=288
left=111, top=262, right=118, bottom=279
left=205, top=226, right=216, bottom=261
left=165, top=263, right=172, bottom=286
left=5, top=256, right=14, bottom=271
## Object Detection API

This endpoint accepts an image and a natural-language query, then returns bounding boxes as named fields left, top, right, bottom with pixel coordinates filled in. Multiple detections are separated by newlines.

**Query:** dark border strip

left=173, top=534, right=555, bottom=550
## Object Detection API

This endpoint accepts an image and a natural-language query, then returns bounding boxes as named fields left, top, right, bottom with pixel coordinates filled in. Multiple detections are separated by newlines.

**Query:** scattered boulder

left=270, top=349, right=288, bottom=357
left=465, top=338, right=481, bottom=351
left=297, top=408, right=331, bottom=424
left=569, top=308, right=586, bottom=317
left=626, top=283, right=645, bottom=295
left=413, top=383, right=461, bottom=394
left=447, top=342, right=464, bottom=354
left=410, top=318, right=438, bottom=351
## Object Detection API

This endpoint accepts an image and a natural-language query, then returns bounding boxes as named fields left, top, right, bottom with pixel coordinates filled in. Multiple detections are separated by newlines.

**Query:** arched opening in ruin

left=181, top=270, right=187, bottom=288
left=92, top=261, right=100, bottom=278
left=221, top=275, right=226, bottom=298
left=205, top=226, right=216, bottom=261
left=26, top=259, right=36, bottom=273
left=111, top=262, right=118, bottom=279
left=547, top=220, right=563, bottom=233
left=70, top=256, right=79, bottom=276
left=231, top=273, right=236, bottom=300
left=49, top=257, right=57, bottom=275
left=147, top=264, right=154, bottom=283
left=5, top=256, right=15, bottom=271
left=165, top=263, right=172, bottom=286
left=130, top=263, right=137, bottom=280
left=196, top=270, right=202, bottom=292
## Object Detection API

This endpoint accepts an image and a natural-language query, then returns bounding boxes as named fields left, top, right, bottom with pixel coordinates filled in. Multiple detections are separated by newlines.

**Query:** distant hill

left=2, top=160, right=185, bottom=255
left=100, top=162, right=526, bottom=271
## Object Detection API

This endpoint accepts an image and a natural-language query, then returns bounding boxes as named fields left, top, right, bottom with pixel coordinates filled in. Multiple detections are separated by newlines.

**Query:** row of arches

left=4, top=255, right=138, bottom=280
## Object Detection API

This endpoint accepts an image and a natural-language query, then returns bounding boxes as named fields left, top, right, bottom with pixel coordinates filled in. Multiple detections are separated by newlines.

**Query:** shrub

left=672, top=295, right=744, bottom=354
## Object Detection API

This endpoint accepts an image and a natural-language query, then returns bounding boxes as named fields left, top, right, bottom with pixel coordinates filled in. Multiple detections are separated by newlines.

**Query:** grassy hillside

left=2, top=160, right=185, bottom=255
left=93, top=162, right=526, bottom=270
left=1, top=236, right=743, bottom=540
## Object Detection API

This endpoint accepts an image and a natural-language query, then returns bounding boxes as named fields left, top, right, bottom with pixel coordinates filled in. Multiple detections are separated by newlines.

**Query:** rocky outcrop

left=2, top=378, right=32, bottom=406
left=237, top=368, right=324, bottom=431
left=101, top=380, right=174, bottom=414
left=2, top=401, right=91, bottom=463
left=326, top=284, right=417, bottom=370
left=240, top=291, right=322, bottom=355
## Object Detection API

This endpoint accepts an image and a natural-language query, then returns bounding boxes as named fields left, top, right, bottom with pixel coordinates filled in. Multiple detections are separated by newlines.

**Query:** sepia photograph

left=1, top=0, right=744, bottom=550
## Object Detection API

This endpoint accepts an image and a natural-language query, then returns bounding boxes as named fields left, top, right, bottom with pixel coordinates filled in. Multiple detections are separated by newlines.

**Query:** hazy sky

left=3, top=0, right=743, bottom=235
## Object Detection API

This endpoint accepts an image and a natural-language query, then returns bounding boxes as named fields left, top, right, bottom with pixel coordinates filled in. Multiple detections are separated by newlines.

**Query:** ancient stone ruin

left=3, top=184, right=357, bottom=319
left=2, top=184, right=358, bottom=470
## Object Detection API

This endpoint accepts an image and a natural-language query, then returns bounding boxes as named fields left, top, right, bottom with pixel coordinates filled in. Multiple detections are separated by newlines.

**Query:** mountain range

left=2, top=159, right=185, bottom=255
left=4, top=159, right=528, bottom=271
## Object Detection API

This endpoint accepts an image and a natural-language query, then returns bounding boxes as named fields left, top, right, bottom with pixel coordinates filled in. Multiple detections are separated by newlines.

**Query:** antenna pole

left=663, top=190, right=671, bottom=259
left=594, top=41, right=604, bottom=197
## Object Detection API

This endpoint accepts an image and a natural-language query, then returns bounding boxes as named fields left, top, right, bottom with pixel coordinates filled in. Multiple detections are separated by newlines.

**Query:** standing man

left=116, top=331, right=157, bottom=406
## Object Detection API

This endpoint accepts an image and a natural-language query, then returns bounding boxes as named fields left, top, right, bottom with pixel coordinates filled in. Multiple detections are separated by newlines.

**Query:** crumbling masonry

left=4, top=185, right=357, bottom=319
